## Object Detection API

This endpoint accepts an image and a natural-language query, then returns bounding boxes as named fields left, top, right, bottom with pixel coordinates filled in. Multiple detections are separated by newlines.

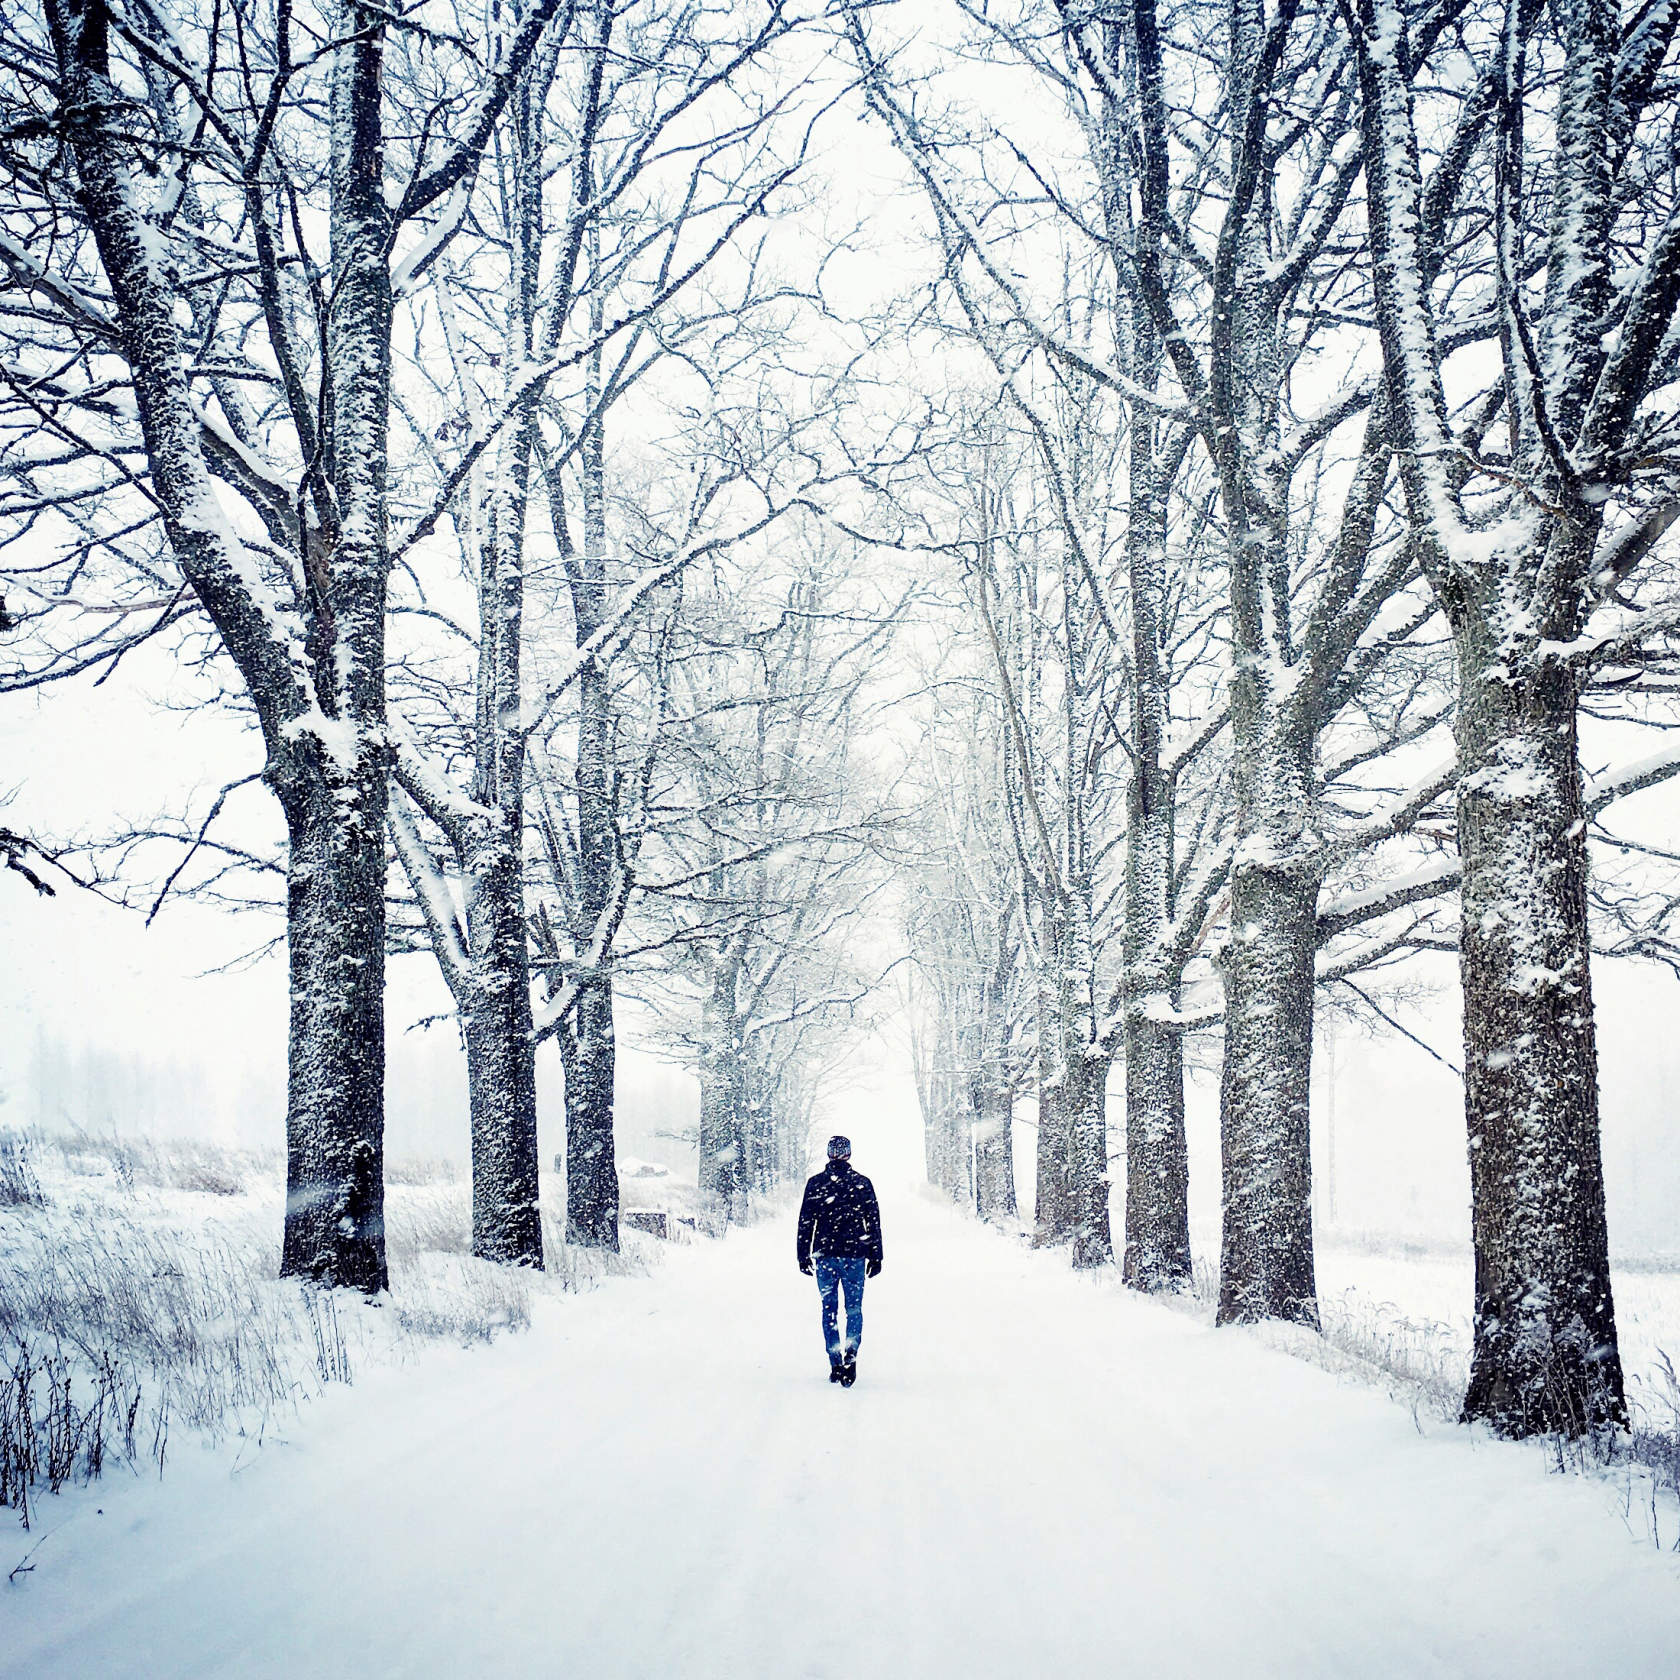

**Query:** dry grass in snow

left=0, top=1128, right=658, bottom=1531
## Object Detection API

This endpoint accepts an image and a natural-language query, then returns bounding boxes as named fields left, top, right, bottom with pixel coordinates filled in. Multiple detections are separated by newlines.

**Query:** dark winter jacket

left=796, top=1160, right=883, bottom=1269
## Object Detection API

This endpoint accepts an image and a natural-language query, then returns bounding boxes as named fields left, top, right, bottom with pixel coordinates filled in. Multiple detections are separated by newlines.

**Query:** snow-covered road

left=6, top=1190, right=1677, bottom=1678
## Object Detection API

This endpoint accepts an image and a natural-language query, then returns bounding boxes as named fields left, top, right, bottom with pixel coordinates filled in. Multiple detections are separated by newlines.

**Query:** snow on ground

left=1312, top=1237, right=1680, bottom=1421
left=6, top=1187, right=1678, bottom=1678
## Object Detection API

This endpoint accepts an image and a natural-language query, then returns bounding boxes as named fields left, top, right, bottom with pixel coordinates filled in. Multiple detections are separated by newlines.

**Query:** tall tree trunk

left=974, top=983, right=1016, bottom=1221
left=1100, top=65, right=1194, bottom=1290
left=1216, top=849, right=1320, bottom=1325
left=1118, top=667, right=1191, bottom=1290
left=1122, top=1013, right=1189, bottom=1291
left=276, top=759, right=389, bottom=1291
left=949, top=1011, right=980, bottom=1207
left=452, top=54, right=552, bottom=1269
left=1033, top=1080, right=1069, bottom=1240
left=698, top=955, right=746, bottom=1223
left=560, top=976, right=619, bottom=1248
left=1065, top=1046, right=1113, bottom=1268
left=275, top=3, right=394, bottom=1289
left=559, top=654, right=623, bottom=1249
left=1033, top=933, right=1071, bottom=1242
left=975, top=907, right=1019, bottom=1220
left=461, top=821, right=544, bottom=1265
left=560, top=328, right=622, bottom=1249
left=1061, top=884, right=1112, bottom=1268
left=1455, top=630, right=1625, bottom=1434
left=973, top=1080, right=1015, bottom=1220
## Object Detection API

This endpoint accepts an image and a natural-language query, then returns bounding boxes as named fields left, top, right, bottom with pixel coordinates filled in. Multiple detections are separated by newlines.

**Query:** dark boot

left=829, top=1355, right=843, bottom=1383
left=839, top=1352, right=857, bottom=1388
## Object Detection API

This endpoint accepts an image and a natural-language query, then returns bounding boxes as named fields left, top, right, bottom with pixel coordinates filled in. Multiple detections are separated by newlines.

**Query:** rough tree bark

left=698, top=939, right=748, bottom=1225
left=275, top=756, right=389, bottom=1291
left=1058, top=884, right=1113, bottom=1267
left=1455, top=633, right=1621, bottom=1430
left=973, top=909, right=1018, bottom=1221
left=1032, top=906, right=1072, bottom=1243
left=458, top=815, right=544, bottom=1265
left=560, top=333, right=623, bottom=1249
left=560, top=978, right=620, bottom=1247
left=1351, top=0, right=1680, bottom=1432
left=1113, top=241, right=1193, bottom=1291
left=46, top=0, right=400, bottom=1288
left=1215, top=812, right=1321, bottom=1325
left=1122, top=1014, right=1189, bottom=1291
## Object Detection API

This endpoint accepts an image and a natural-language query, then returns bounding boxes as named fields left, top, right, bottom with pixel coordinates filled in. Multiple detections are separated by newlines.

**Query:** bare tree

left=1354, top=0, right=1680, bottom=1433
left=846, top=0, right=1482, bottom=1319
left=628, top=544, right=902, bottom=1222
left=904, top=662, right=1026, bottom=1221
left=0, top=0, right=563, bottom=1286
left=384, top=0, right=824, bottom=1257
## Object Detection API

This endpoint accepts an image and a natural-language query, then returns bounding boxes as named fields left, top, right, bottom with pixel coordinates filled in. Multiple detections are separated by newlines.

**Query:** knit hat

left=826, top=1135, right=852, bottom=1160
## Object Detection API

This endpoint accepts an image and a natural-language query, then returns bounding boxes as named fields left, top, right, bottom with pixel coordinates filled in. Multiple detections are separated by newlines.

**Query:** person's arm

left=864, top=1180, right=883, bottom=1273
left=796, top=1180, right=816, bottom=1273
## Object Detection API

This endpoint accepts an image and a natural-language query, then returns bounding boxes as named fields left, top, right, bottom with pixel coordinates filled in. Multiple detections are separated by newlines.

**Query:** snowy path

left=6, top=1190, right=1678, bottom=1678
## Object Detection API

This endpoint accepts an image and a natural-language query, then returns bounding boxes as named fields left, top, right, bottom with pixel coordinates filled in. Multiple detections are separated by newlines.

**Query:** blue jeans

left=815, top=1257, right=866, bottom=1361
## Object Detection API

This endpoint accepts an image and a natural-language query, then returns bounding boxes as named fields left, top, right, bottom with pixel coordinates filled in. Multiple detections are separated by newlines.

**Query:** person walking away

left=796, top=1136, right=883, bottom=1387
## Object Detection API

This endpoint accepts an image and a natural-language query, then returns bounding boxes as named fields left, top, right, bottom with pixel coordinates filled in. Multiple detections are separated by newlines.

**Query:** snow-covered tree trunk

left=560, top=976, right=620, bottom=1247
left=560, top=358, right=623, bottom=1248
left=1204, top=0, right=1322, bottom=1328
left=275, top=754, right=389, bottom=1292
left=1350, top=0, right=1680, bottom=1432
left=460, top=814, right=544, bottom=1264
left=280, top=2, right=400, bottom=1289
left=1115, top=309, right=1192, bottom=1290
left=1121, top=1012, right=1188, bottom=1291
left=973, top=1069, right=1015, bottom=1220
left=1059, top=883, right=1113, bottom=1267
left=1032, top=921, right=1071, bottom=1243
left=1116, top=693, right=1193, bottom=1287
left=1454, top=629, right=1623, bottom=1431
left=698, top=944, right=747, bottom=1223
left=973, top=918, right=1017, bottom=1221
left=1215, top=818, right=1321, bottom=1326
left=451, top=46, right=580, bottom=1269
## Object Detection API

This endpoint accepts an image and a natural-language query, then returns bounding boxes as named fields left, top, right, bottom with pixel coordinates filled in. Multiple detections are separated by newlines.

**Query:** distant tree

left=904, top=672, right=1025, bottom=1223
left=629, top=545, right=903, bottom=1223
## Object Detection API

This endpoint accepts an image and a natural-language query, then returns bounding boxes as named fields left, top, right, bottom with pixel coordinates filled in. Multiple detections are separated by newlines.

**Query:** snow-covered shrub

left=1313, top=1293, right=1467, bottom=1417
left=42, top=1130, right=271, bottom=1199
left=0, top=1129, right=44, bottom=1207
left=0, top=1216, right=304, bottom=1435
left=1617, top=1351, right=1680, bottom=1548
